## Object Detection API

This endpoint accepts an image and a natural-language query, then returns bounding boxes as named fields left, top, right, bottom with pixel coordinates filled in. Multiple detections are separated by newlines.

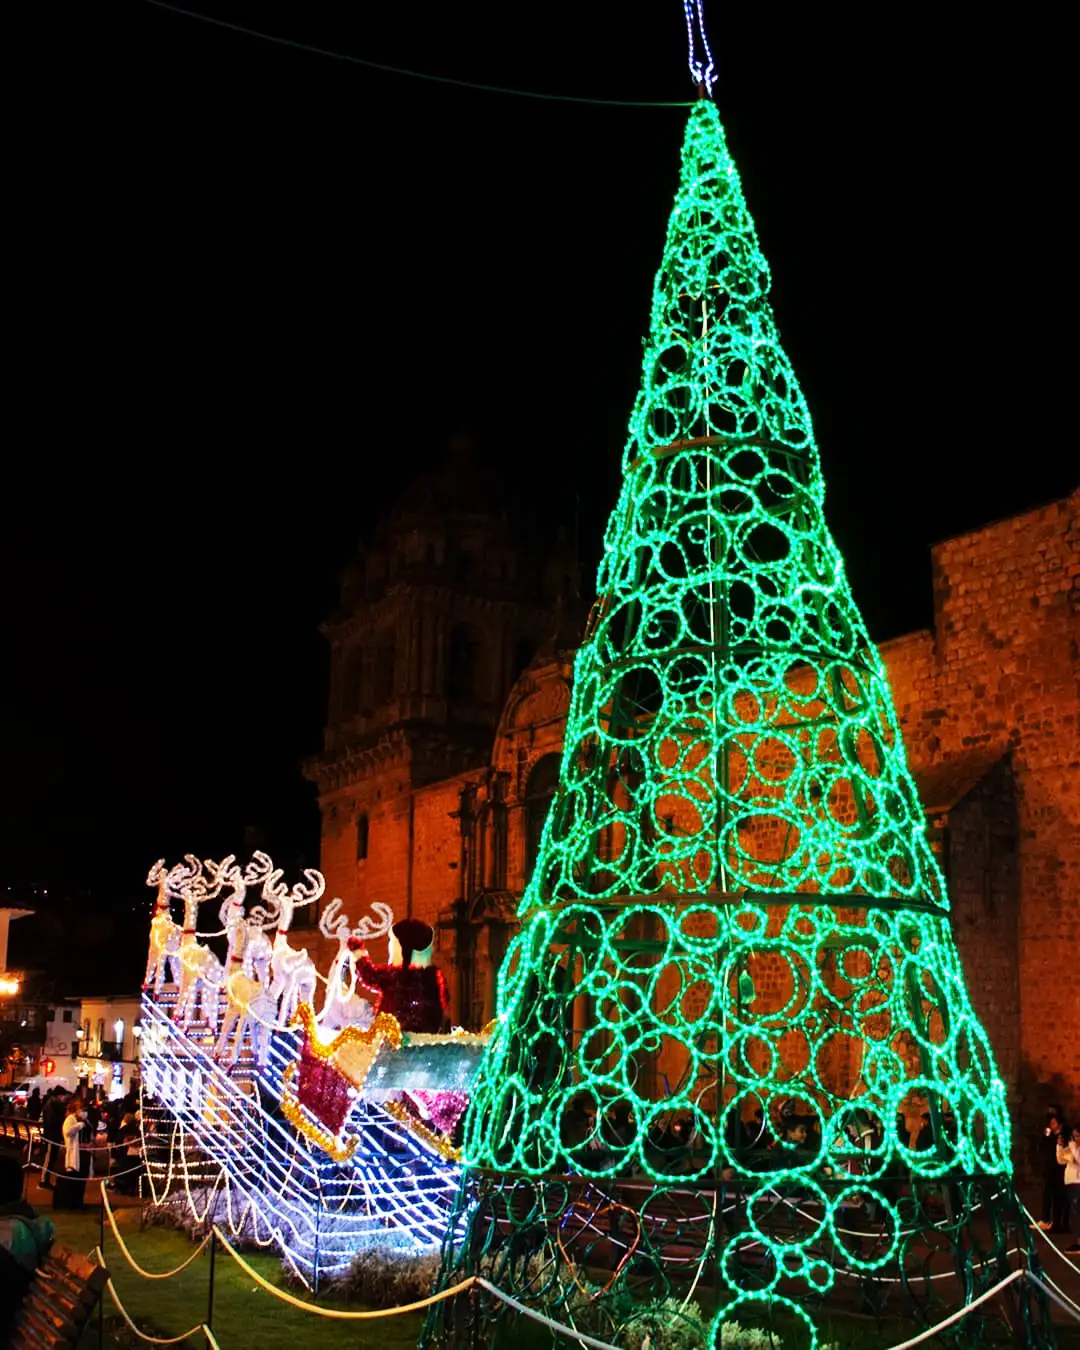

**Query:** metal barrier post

left=206, top=1229, right=217, bottom=1332
left=99, top=1190, right=106, bottom=1349
left=312, top=1200, right=321, bottom=1297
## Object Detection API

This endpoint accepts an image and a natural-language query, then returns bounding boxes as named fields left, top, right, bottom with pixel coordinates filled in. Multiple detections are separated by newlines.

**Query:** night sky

left=2, top=2, right=1073, bottom=981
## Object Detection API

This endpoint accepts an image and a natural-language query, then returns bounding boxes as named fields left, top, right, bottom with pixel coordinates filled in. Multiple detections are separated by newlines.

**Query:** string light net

left=424, top=100, right=1053, bottom=1349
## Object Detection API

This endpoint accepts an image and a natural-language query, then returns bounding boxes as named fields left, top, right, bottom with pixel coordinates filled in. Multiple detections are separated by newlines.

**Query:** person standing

left=39, top=1090, right=67, bottom=1191
left=54, top=1099, right=87, bottom=1212
left=1058, top=1125, right=1080, bottom=1254
left=25, top=1088, right=41, bottom=1123
left=114, top=1113, right=143, bottom=1197
left=1035, top=1110, right=1070, bottom=1233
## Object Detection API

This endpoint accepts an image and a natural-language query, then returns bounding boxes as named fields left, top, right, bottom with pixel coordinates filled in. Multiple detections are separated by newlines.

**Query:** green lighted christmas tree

left=425, top=98, right=1053, bottom=1350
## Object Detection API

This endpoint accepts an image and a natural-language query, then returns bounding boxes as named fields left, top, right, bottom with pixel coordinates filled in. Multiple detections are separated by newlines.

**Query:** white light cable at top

left=682, top=0, right=716, bottom=95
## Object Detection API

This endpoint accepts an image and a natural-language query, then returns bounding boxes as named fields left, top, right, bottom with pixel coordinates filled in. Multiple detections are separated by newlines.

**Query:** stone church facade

left=302, top=479, right=1079, bottom=1153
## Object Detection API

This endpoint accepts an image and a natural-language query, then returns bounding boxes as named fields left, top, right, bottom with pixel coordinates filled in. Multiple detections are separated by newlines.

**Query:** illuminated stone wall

left=307, top=488, right=1078, bottom=1161
left=883, top=489, right=1079, bottom=1164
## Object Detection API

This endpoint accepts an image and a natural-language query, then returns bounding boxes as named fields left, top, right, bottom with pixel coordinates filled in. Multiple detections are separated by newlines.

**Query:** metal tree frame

left=423, top=99, right=1053, bottom=1349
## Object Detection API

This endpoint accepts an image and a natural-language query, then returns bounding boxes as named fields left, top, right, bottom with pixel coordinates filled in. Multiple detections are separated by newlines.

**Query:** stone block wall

left=881, top=489, right=1079, bottom=1164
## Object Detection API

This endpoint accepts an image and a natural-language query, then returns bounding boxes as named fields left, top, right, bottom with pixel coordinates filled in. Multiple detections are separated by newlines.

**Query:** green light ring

left=748, top=1179, right=830, bottom=1248
left=827, top=1187, right=903, bottom=1271
left=709, top=1292, right=819, bottom=1350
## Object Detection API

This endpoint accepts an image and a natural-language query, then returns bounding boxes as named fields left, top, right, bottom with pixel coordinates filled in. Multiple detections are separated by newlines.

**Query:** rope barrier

left=473, top=1279, right=622, bottom=1350
left=212, top=1226, right=476, bottom=1317
left=93, top=1246, right=211, bottom=1345
left=30, top=1156, right=147, bottom=1183
left=68, top=1103, right=1067, bottom=1350
left=102, top=1182, right=212, bottom=1279
left=1023, top=1202, right=1080, bottom=1277
left=213, top=1230, right=1050, bottom=1350
left=17, top=1128, right=149, bottom=1161
left=1027, top=1271, right=1080, bottom=1323
left=86, top=1205, right=1068, bottom=1350
left=878, top=1268, right=1026, bottom=1350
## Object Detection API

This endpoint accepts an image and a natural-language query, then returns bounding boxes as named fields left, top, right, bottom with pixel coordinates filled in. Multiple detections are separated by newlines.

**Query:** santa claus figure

left=356, top=918, right=448, bottom=1034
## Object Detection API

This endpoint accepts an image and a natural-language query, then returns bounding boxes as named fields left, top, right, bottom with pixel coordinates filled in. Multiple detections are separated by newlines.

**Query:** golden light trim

left=280, top=1061, right=359, bottom=1163
left=381, top=1100, right=463, bottom=1163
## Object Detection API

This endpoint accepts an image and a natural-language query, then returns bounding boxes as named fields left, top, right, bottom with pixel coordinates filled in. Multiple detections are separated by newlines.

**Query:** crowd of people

left=0, top=1084, right=145, bottom=1208
left=1033, top=1104, right=1080, bottom=1254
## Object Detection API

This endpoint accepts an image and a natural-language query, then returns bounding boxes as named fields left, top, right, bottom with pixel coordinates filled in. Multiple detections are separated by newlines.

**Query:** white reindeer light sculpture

left=209, top=855, right=279, bottom=1065
left=318, top=899, right=394, bottom=1032
left=144, top=856, right=201, bottom=993
left=257, top=854, right=322, bottom=1025
left=174, top=864, right=224, bottom=1028
left=208, top=854, right=251, bottom=960
left=215, top=914, right=279, bottom=1065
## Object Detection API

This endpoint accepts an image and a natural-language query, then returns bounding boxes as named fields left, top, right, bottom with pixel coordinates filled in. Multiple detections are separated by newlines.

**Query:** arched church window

left=446, top=624, right=482, bottom=702
left=524, top=753, right=560, bottom=883
left=356, top=814, right=369, bottom=862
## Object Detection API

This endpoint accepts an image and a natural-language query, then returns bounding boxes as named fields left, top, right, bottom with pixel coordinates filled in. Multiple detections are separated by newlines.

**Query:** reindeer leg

left=215, top=1009, right=234, bottom=1058
left=231, top=1007, right=250, bottom=1066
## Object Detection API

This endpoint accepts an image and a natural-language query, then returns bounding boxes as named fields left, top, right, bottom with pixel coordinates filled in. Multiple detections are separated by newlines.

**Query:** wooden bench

left=10, top=1242, right=109, bottom=1349
left=0, top=1115, right=40, bottom=1149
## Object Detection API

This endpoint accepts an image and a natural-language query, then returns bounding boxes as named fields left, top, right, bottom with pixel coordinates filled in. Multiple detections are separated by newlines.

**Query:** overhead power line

left=134, top=0, right=696, bottom=109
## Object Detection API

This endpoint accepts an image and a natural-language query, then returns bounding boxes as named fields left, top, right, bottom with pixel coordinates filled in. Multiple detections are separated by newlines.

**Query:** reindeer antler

left=319, top=898, right=349, bottom=941
left=260, top=867, right=287, bottom=908
left=203, top=854, right=238, bottom=899
left=244, top=851, right=274, bottom=886
left=146, top=859, right=167, bottom=887
left=248, top=902, right=280, bottom=932
left=294, top=868, right=326, bottom=906
left=351, top=902, right=394, bottom=942
left=263, top=865, right=324, bottom=910
left=165, top=856, right=201, bottom=900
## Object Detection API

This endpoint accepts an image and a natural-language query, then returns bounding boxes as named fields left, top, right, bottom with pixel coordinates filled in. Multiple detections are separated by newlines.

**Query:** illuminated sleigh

left=139, top=854, right=491, bottom=1279
left=283, top=1005, right=492, bottom=1161
left=280, top=902, right=492, bottom=1163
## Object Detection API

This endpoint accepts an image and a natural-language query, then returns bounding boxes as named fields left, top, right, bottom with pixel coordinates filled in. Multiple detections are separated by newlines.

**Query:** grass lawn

left=48, top=1203, right=426, bottom=1350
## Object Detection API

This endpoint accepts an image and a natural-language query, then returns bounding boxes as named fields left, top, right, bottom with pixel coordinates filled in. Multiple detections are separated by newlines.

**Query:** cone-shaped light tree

left=425, top=98, right=1053, bottom=1350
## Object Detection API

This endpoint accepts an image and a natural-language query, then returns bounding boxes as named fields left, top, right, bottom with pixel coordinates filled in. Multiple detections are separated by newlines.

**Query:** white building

left=71, top=995, right=143, bottom=1099
left=39, top=1001, right=82, bottom=1090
